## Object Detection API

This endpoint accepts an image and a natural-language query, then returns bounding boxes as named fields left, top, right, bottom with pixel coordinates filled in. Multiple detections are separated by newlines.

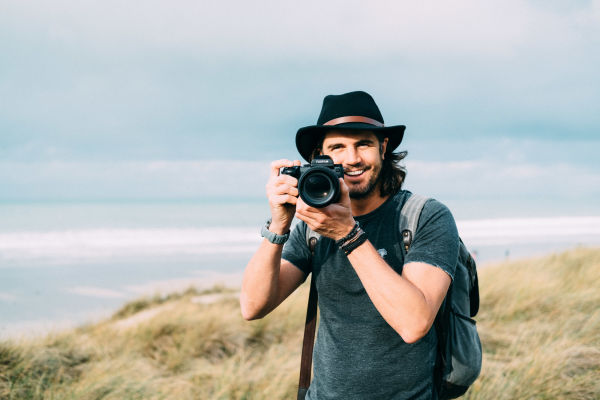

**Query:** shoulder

left=418, top=198, right=457, bottom=232
left=422, top=198, right=453, bottom=216
left=405, top=196, right=459, bottom=278
left=393, top=190, right=456, bottom=232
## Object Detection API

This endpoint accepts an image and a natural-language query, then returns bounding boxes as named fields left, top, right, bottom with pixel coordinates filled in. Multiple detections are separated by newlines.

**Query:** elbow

left=400, top=330, right=427, bottom=344
left=398, top=318, right=432, bottom=344
left=240, top=302, right=253, bottom=321
left=241, top=310, right=261, bottom=321
left=239, top=294, right=267, bottom=321
left=240, top=306, right=263, bottom=321
left=240, top=300, right=259, bottom=321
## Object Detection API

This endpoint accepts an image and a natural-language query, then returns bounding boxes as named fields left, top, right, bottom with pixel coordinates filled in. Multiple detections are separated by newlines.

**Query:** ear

left=380, top=137, right=389, bottom=159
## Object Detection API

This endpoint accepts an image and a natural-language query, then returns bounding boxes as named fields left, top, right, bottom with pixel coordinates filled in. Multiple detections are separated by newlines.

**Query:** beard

left=348, top=165, right=383, bottom=199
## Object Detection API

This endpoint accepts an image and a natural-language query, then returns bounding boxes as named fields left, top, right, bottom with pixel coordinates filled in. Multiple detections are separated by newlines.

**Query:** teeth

left=346, top=170, right=364, bottom=176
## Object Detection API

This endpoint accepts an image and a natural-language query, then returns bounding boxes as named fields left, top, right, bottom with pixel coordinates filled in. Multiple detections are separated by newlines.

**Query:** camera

left=281, top=155, right=344, bottom=208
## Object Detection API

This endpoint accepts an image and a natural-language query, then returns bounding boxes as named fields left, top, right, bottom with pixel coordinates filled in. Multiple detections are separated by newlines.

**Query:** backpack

left=398, top=193, right=482, bottom=399
left=297, top=193, right=481, bottom=400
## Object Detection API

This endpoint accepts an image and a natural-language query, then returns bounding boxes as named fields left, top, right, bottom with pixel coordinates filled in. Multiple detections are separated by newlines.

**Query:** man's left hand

left=295, top=178, right=356, bottom=241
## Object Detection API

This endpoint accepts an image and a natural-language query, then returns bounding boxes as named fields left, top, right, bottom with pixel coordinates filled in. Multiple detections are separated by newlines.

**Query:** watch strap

left=261, top=219, right=290, bottom=244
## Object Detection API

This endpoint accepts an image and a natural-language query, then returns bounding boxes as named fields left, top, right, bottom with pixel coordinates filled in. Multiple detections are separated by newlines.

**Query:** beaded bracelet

left=340, top=228, right=368, bottom=255
left=335, top=222, right=360, bottom=247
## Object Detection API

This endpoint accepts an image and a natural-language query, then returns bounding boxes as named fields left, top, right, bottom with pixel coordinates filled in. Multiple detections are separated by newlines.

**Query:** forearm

left=240, top=239, right=285, bottom=320
left=347, top=241, right=435, bottom=343
left=242, top=158, right=304, bottom=320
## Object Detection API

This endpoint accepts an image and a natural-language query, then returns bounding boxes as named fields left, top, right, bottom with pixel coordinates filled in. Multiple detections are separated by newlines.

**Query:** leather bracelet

left=335, top=221, right=360, bottom=247
left=341, top=228, right=368, bottom=255
left=337, top=222, right=362, bottom=248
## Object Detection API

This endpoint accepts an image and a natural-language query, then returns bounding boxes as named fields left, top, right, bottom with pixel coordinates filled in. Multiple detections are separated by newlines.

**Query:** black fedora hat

left=295, top=91, right=405, bottom=161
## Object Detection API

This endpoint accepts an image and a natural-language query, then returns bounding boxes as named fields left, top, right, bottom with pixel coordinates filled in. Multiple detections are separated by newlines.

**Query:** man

left=240, top=91, right=459, bottom=399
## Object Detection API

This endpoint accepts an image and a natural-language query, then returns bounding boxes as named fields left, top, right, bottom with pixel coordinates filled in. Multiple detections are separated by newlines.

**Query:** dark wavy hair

left=310, top=132, right=407, bottom=197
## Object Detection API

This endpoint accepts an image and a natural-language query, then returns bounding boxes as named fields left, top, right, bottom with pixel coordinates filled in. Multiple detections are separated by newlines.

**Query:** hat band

left=323, top=116, right=384, bottom=127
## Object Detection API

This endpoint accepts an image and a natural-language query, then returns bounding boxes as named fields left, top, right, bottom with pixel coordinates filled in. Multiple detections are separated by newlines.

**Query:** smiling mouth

left=345, top=169, right=365, bottom=177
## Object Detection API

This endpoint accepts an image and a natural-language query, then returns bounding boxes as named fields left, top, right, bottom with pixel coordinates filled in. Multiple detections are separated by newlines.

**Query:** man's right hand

left=266, top=159, right=302, bottom=234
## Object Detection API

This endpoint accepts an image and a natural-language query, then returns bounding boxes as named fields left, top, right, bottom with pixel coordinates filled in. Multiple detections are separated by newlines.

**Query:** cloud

left=0, top=1, right=598, bottom=218
left=3, top=1, right=598, bottom=58
left=0, top=160, right=271, bottom=200
left=1, top=0, right=599, bottom=163
left=403, top=152, right=600, bottom=218
left=407, top=159, right=600, bottom=196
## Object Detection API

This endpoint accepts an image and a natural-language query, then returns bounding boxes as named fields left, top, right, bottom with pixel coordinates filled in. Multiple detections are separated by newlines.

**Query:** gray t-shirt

left=282, top=190, right=459, bottom=400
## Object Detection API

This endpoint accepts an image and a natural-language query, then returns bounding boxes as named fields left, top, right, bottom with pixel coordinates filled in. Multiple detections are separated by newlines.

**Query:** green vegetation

left=1, top=248, right=599, bottom=399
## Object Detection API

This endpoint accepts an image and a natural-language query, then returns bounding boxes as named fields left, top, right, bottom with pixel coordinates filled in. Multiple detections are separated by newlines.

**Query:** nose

left=345, top=147, right=361, bottom=165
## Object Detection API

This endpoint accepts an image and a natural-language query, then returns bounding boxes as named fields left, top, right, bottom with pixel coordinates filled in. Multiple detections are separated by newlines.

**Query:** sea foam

left=1, top=217, right=599, bottom=263
left=0, top=227, right=260, bottom=262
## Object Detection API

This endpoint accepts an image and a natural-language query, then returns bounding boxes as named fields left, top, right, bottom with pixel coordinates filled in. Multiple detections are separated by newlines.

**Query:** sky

left=1, top=0, right=599, bottom=219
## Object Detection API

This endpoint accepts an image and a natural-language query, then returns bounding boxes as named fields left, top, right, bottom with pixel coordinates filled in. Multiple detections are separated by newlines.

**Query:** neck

left=350, top=189, right=389, bottom=216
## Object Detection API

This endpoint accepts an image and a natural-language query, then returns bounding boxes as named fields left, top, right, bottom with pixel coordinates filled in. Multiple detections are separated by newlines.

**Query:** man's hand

left=296, top=178, right=356, bottom=241
left=266, top=159, right=302, bottom=234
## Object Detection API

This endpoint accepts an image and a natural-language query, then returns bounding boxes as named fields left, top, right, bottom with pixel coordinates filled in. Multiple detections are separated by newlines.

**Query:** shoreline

left=0, top=270, right=244, bottom=341
left=2, top=244, right=599, bottom=341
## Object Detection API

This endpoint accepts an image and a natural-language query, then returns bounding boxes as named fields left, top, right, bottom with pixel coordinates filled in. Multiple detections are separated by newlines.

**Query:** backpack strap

left=399, top=193, right=429, bottom=253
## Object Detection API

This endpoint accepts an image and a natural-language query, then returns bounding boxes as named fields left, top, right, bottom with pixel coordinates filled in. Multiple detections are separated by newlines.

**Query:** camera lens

left=299, top=168, right=340, bottom=207
left=304, top=173, right=331, bottom=201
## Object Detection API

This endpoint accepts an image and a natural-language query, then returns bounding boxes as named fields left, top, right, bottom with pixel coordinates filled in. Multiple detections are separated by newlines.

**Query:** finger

left=271, top=179, right=299, bottom=196
left=338, top=178, right=351, bottom=205
left=270, top=193, right=298, bottom=206
left=287, top=186, right=299, bottom=197
left=295, top=211, right=315, bottom=228
left=339, top=178, right=350, bottom=197
left=295, top=201, right=316, bottom=220
left=296, top=208, right=326, bottom=233
left=295, top=196, right=309, bottom=212
left=269, top=159, right=295, bottom=178
left=273, top=182, right=299, bottom=198
left=266, top=175, right=297, bottom=197
left=280, top=194, right=298, bottom=205
left=296, top=198, right=325, bottom=219
left=274, top=174, right=299, bottom=187
left=268, top=183, right=299, bottom=203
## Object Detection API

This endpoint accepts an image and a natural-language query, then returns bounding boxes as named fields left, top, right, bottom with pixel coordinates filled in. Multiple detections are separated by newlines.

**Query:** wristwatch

left=261, top=218, right=290, bottom=244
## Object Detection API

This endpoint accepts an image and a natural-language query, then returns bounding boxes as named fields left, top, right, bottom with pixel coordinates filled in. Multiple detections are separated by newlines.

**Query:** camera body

left=281, top=155, right=344, bottom=208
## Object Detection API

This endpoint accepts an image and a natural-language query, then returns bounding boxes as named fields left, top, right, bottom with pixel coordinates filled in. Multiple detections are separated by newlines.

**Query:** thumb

left=338, top=178, right=351, bottom=206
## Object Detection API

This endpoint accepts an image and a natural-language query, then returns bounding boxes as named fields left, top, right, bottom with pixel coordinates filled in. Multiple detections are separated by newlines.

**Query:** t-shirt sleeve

left=404, top=199, right=459, bottom=280
left=281, top=220, right=312, bottom=277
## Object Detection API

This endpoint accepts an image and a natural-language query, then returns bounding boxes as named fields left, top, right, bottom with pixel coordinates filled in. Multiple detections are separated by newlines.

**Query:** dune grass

left=1, top=247, right=599, bottom=399
left=465, top=247, right=600, bottom=400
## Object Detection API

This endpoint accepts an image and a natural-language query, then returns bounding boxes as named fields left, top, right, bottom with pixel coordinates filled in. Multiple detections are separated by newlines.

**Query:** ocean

left=1, top=200, right=599, bottom=339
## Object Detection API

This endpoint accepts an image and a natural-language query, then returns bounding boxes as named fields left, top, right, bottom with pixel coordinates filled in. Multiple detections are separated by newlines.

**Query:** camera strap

left=298, top=230, right=319, bottom=400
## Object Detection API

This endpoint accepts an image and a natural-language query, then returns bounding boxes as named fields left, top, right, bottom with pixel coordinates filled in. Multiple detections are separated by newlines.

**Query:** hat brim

left=295, top=122, right=406, bottom=162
